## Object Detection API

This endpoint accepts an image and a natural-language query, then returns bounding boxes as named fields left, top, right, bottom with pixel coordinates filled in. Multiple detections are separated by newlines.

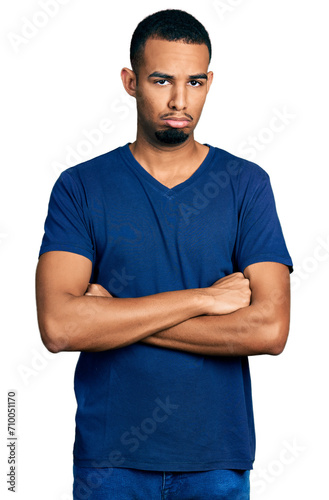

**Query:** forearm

left=36, top=252, right=254, bottom=354
left=39, top=288, right=206, bottom=353
left=142, top=262, right=291, bottom=357
left=141, top=302, right=289, bottom=356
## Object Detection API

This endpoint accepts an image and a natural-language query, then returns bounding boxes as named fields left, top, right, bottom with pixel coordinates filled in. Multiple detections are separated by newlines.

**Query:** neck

left=129, top=132, right=209, bottom=188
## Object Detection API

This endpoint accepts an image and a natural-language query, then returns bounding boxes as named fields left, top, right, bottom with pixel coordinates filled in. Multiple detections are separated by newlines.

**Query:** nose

left=168, top=84, right=187, bottom=111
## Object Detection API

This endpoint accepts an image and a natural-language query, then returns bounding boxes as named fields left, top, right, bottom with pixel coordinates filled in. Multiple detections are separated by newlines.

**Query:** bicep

left=35, top=251, right=92, bottom=351
left=36, top=250, right=92, bottom=310
left=244, top=261, right=291, bottom=334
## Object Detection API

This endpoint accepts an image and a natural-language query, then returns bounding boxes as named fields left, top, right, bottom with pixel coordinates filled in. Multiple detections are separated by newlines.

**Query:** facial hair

left=155, top=128, right=189, bottom=145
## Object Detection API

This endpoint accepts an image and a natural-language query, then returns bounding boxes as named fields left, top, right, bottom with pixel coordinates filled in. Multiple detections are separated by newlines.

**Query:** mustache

left=160, top=113, right=193, bottom=121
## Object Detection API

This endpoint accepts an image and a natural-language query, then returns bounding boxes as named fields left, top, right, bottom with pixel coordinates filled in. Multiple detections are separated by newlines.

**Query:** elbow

left=43, top=337, right=66, bottom=354
left=38, top=317, right=70, bottom=354
left=265, top=320, right=290, bottom=356
left=43, top=340, right=62, bottom=354
left=268, top=339, right=286, bottom=356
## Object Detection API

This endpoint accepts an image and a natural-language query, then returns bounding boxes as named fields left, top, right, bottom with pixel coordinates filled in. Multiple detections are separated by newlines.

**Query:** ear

left=121, top=67, right=137, bottom=98
left=206, top=71, right=214, bottom=94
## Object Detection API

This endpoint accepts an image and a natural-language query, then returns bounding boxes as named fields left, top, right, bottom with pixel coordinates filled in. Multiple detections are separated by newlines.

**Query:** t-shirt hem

left=38, top=244, right=94, bottom=262
left=239, top=254, right=293, bottom=274
left=73, top=456, right=254, bottom=471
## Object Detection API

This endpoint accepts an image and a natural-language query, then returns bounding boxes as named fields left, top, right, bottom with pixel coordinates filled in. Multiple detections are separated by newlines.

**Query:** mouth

left=162, top=116, right=192, bottom=129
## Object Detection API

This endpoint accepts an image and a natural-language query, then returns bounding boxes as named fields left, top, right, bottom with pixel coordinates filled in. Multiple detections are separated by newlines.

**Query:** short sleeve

left=38, top=170, right=94, bottom=262
left=234, top=170, right=293, bottom=273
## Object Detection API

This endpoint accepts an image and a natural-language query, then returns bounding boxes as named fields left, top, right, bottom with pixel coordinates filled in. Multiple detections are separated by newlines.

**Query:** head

left=130, top=9, right=212, bottom=78
left=121, top=10, right=213, bottom=147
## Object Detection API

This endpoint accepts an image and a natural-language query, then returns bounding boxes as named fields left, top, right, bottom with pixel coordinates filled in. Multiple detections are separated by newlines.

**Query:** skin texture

left=36, top=252, right=252, bottom=353
left=121, top=39, right=213, bottom=188
left=84, top=262, right=290, bottom=356
left=36, top=38, right=291, bottom=356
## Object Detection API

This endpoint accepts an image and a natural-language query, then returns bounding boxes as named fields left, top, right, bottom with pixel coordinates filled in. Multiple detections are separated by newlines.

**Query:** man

left=36, top=9, right=293, bottom=500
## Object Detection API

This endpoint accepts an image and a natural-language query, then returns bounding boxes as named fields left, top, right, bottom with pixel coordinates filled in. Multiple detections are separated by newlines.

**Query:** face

left=122, top=38, right=213, bottom=147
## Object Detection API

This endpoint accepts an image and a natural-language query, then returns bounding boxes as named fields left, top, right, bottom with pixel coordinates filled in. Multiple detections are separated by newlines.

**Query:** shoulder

left=58, top=144, right=128, bottom=185
left=209, top=145, right=269, bottom=185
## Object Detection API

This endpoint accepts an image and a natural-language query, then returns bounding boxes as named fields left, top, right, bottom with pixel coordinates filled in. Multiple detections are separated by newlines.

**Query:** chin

left=155, top=129, right=190, bottom=145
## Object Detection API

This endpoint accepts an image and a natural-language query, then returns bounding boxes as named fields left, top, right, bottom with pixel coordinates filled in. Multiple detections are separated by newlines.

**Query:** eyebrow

left=148, top=71, right=208, bottom=80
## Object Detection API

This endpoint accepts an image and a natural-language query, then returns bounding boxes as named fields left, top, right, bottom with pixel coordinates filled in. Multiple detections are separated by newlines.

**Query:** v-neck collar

left=120, top=143, right=215, bottom=196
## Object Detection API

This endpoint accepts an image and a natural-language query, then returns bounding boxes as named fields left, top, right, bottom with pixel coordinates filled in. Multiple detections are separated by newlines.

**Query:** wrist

left=191, top=289, right=212, bottom=316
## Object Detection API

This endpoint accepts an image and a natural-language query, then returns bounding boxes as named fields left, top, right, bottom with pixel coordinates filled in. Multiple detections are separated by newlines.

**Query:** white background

left=1, top=0, right=328, bottom=498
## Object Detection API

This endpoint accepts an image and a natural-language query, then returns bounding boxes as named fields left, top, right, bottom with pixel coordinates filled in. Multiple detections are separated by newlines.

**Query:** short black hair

left=130, top=9, right=212, bottom=74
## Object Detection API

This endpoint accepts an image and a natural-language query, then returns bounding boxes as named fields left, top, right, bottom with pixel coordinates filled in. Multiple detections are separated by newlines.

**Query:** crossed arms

left=35, top=251, right=291, bottom=356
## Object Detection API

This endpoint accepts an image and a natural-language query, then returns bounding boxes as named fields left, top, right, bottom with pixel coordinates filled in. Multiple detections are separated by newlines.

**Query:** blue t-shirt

left=39, top=143, right=293, bottom=471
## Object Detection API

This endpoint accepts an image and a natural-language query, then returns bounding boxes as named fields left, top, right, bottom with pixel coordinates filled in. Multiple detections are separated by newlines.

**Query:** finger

left=85, top=283, right=113, bottom=297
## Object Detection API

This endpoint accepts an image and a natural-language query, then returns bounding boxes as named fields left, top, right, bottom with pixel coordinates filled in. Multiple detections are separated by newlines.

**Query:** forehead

left=140, top=38, right=209, bottom=75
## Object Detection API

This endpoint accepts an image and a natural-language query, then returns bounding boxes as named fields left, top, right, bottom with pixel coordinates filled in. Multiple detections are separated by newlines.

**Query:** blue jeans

left=73, top=466, right=250, bottom=499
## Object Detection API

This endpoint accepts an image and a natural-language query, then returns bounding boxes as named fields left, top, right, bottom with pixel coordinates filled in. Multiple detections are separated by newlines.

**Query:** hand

left=202, top=272, right=251, bottom=315
left=84, top=283, right=113, bottom=298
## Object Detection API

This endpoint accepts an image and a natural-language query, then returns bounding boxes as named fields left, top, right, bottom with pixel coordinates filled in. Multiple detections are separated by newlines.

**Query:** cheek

left=190, top=93, right=207, bottom=115
left=136, top=92, right=161, bottom=118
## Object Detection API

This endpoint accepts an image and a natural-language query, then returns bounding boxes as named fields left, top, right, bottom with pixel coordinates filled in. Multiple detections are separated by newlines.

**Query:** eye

left=188, top=80, right=202, bottom=87
left=155, top=79, right=170, bottom=86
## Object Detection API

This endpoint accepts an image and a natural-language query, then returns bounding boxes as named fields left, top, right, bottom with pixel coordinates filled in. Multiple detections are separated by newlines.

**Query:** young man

left=36, top=9, right=293, bottom=500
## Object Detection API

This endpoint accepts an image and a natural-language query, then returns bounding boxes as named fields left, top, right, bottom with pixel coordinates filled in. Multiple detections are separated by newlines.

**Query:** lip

left=163, top=118, right=191, bottom=128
